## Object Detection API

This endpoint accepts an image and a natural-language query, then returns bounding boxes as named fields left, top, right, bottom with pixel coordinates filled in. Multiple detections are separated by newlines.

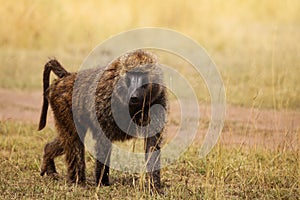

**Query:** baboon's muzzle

left=129, top=87, right=145, bottom=107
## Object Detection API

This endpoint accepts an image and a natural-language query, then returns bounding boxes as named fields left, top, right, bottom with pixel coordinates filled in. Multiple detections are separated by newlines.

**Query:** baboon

left=38, top=50, right=167, bottom=190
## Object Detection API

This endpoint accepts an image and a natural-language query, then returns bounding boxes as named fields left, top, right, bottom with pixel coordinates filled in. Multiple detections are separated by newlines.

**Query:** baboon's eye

left=141, top=75, right=149, bottom=85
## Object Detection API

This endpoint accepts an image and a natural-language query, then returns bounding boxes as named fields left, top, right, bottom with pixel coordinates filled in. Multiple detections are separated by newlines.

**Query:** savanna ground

left=0, top=1, right=299, bottom=199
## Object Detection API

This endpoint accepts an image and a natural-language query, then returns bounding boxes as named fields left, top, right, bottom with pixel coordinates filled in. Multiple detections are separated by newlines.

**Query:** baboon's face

left=113, top=65, right=163, bottom=110
left=126, top=71, right=150, bottom=107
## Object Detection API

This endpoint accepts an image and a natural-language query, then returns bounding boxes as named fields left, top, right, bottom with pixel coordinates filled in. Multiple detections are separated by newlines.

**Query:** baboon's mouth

left=129, top=97, right=139, bottom=104
left=129, top=102, right=144, bottom=109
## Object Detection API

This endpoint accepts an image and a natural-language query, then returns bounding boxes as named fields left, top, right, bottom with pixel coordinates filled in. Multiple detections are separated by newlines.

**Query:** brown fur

left=39, top=50, right=167, bottom=189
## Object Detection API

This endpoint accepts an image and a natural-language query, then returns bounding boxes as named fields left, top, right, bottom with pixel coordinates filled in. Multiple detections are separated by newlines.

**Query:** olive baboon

left=38, top=50, right=167, bottom=190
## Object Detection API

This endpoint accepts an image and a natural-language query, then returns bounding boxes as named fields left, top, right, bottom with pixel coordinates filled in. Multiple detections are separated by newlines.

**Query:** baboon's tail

left=38, top=59, right=70, bottom=131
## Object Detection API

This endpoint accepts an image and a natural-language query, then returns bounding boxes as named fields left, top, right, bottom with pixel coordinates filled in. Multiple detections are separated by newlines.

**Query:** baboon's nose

left=129, top=96, right=139, bottom=105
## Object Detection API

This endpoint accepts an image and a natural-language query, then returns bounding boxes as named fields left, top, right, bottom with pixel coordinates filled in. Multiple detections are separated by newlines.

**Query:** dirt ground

left=0, top=88, right=299, bottom=150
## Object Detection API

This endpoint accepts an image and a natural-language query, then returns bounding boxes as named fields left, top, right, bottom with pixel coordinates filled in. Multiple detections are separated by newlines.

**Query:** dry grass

left=0, top=122, right=298, bottom=199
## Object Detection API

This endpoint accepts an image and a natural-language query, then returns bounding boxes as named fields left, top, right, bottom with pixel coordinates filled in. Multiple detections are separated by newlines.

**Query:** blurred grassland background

left=0, top=1, right=299, bottom=199
left=0, top=0, right=299, bottom=110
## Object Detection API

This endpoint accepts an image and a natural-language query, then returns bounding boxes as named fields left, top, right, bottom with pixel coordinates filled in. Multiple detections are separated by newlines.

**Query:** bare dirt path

left=0, top=88, right=43, bottom=124
left=0, top=88, right=299, bottom=149
left=0, top=88, right=56, bottom=129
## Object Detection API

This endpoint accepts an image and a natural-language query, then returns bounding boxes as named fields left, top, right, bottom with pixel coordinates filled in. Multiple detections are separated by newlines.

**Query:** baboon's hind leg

left=65, top=136, right=86, bottom=185
left=40, top=137, right=64, bottom=177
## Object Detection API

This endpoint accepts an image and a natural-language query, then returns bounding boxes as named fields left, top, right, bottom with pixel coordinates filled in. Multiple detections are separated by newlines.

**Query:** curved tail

left=38, top=59, right=70, bottom=130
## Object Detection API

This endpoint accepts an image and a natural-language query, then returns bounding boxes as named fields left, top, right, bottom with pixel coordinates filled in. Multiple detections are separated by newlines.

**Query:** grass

left=0, top=121, right=298, bottom=199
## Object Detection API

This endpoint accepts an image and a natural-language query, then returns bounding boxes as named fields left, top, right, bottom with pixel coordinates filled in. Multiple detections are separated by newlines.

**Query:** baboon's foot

left=67, top=176, right=86, bottom=187
left=95, top=177, right=110, bottom=187
left=99, top=180, right=110, bottom=187
left=40, top=168, right=59, bottom=180
left=40, top=160, right=58, bottom=177
left=40, top=167, right=57, bottom=176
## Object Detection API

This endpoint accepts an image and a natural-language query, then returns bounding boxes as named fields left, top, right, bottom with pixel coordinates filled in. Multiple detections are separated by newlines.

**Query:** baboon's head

left=108, top=50, right=166, bottom=130
left=110, top=50, right=164, bottom=111
left=115, top=63, right=164, bottom=110
left=125, top=64, right=164, bottom=108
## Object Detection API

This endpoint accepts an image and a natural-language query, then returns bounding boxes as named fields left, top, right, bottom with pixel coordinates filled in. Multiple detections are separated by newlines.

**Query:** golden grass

left=0, top=121, right=298, bottom=199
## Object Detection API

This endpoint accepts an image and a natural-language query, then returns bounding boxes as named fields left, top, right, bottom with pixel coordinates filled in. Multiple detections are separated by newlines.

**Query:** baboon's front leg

left=40, top=137, right=64, bottom=177
left=95, top=141, right=112, bottom=186
left=145, top=133, right=162, bottom=190
left=95, top=159, right=110, bottom=186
